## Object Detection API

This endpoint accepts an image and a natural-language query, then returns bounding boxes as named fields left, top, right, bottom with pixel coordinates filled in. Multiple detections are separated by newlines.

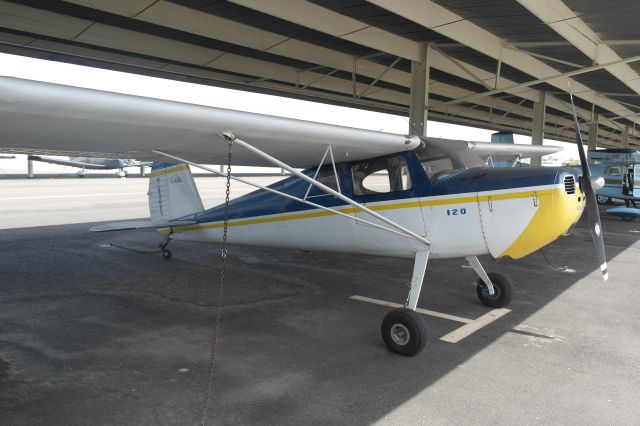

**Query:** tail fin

left=148, top=162, right=204, bottom=222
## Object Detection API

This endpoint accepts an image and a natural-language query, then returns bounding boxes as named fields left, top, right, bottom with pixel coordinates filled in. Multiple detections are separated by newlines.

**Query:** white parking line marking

left=350, top=295, right=472, bottom=324
left=350, top=295, right=512, bottom=343
left=439, top=308, right=511, bottom=343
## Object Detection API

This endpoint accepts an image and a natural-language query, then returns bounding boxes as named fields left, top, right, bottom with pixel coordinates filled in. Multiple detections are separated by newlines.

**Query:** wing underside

left=0, top=77, right=420, bottom=168
left=468, top=141, right=562, bottom=161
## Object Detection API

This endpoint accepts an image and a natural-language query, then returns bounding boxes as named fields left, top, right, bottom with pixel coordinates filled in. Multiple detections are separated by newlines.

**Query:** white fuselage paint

left=171, top=183, right=564, bottom=260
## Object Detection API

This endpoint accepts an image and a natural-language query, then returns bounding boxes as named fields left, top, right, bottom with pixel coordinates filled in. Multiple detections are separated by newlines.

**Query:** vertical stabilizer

left=148, top=162, right=204, bottom=222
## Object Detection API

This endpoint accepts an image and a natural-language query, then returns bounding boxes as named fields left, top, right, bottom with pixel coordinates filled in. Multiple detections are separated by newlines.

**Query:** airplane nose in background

left=591, top=175, right=605, bottom=191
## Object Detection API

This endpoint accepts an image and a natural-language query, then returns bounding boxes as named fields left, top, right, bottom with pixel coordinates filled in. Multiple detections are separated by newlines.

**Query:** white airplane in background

left=0, top=76, right=607, bottom=356
left=26, top=154, right=149, bottom=177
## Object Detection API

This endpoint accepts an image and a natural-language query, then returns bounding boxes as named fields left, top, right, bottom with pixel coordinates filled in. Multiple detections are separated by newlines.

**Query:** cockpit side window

left=351, top=155, right=412, bottom=196
left=415, top=139, right=484, bottom=181
left=305, top=166, right=340, bottom=198
left=421, top=157, right=454, bottom=179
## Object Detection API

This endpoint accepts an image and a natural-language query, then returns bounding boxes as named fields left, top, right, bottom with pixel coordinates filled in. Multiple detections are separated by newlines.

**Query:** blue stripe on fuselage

left=189, top=153, right=576, bottom=225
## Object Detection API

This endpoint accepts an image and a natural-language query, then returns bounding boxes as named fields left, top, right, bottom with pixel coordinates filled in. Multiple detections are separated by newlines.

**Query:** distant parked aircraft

left=27, top=155, right=150, bottom=177
left=588, top=149, right=640, bottom=221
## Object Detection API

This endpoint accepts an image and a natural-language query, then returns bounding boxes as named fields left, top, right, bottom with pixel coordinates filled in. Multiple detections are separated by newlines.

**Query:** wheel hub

left=390, top=323, right=410, bottom=346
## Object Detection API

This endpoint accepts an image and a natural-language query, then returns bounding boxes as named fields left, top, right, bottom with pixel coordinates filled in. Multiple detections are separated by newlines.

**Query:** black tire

left=381, top=308, right=427, bottom=356
left=162, top=249, right=172, bottom=260
left=476, top=272, right=513, bottom=308
left=596, top=195, right=611, bottom=205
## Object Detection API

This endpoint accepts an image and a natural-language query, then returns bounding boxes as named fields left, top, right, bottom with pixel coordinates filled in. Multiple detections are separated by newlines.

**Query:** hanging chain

left=201, top=139, right=234, bottom=426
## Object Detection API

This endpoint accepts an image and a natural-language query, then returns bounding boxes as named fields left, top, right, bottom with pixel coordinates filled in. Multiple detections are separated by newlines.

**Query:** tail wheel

left=596, top=195, right=611, bottom=205
left=381, top=308, right=427, bottom=356
left=161, top=249, right=172, bottom=260
left=477, top=273, right=513, bottom=308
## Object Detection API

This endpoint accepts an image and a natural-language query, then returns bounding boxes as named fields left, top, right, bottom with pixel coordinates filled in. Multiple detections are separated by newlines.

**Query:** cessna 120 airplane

left=0, top=76, right=607, bottom=356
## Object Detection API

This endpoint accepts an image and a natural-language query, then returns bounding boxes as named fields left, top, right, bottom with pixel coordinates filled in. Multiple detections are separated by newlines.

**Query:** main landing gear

left=380, top=253, right=513, bottom=357
left=380, top=249, right=429, bottom=357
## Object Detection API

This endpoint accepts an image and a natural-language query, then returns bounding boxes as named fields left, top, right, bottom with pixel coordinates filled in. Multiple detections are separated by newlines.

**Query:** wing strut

left=153, top=134, right=431, bottom=246
left=221, top=132, right=430, bottom=246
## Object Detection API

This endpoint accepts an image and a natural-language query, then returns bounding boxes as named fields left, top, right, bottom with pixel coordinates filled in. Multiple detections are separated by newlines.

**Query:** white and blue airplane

left=0, top=76, right=607, bottom=356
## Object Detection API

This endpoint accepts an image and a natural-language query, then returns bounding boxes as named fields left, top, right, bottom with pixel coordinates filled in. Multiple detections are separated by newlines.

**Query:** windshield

left=416, top=137, right=484, bottom=180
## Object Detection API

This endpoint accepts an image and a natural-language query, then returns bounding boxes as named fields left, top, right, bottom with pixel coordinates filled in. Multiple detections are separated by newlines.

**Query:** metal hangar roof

left=1, top=0, right=639, bottom=147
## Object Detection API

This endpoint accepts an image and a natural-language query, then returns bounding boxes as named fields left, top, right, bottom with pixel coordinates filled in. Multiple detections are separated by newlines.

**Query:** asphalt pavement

left=1, top=177, right=639, bottom=425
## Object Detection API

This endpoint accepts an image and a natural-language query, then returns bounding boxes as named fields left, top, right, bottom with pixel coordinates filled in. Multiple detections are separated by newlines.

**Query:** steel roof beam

left=367, top=0, right=640, bottom=127
left=518, top=0, right=640, bottom=97
left=0, top=10, right=537, bottom=122
left=222, top=0, right=616, bottom=133
left=435, top=53, right=640, bottom=108
left=55, top=1, right=557, bottom=114
left=0, top=22, right=556, bottom=139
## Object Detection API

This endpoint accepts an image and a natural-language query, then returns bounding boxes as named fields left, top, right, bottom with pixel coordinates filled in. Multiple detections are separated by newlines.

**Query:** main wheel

left=596, top=195, right=611, bottom=205
left=161, top=249, right=172, bottom=260
left=381, top=308, right=427, bottom=356
left=476, top=273, right=513, bottom=308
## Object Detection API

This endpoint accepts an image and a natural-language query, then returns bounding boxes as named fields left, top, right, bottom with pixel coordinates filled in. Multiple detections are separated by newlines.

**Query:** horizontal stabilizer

left=90, top=219, right=196, bottom=232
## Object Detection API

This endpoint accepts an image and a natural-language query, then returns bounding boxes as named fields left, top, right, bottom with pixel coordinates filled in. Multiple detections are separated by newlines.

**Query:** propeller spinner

left=568, top=90, right=608, bottom=281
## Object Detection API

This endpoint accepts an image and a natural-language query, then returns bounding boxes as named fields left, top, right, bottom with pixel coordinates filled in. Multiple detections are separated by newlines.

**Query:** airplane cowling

left=478, top=170, right=585, bottom=260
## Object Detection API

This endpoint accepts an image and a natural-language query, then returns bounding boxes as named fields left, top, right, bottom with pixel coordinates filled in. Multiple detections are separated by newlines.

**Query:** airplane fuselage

left=165, top=151, right=585, bottom=260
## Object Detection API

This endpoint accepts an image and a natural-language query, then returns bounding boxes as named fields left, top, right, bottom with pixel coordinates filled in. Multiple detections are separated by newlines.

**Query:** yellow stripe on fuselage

left=162, top=186, right=559, bottom=235
left=150, top=164, right=190, bottom=177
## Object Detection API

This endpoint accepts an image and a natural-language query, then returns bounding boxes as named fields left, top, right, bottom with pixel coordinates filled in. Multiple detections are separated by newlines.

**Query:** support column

left=588, top=111, right=599, bottom=151
left=408, top=44, right=431, bottom=137
left=622, top=125, right=630, bottom=148
left=27, top=157, right=33, bottom=178
left=531, top=90, right=546, bottom=167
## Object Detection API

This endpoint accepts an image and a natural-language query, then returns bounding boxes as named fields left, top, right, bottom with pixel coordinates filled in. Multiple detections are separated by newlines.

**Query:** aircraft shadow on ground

left=0, top=208, right=638, bottom=425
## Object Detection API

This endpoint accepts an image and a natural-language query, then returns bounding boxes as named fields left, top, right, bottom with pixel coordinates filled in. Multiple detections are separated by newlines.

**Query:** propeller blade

left=568, top=89, right=608, bottom=281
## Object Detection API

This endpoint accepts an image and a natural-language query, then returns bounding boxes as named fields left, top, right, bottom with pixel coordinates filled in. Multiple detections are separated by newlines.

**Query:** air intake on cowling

left=564, top=175, right=576, bottom=195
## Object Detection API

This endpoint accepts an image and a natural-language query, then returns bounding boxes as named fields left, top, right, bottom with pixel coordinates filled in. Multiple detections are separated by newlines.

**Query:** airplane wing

left=28, top=155, right=108, bottom=169
left=467, top=141, right=562, bottom=161
left=0, top=77, right=421, bottom=168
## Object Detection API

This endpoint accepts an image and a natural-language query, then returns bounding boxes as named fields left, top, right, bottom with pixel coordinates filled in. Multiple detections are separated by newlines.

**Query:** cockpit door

left=348, top=153, right=427, bottom=255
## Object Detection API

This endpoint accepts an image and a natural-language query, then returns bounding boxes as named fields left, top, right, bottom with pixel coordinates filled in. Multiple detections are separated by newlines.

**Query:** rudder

left=148, top=162, right=204, bottom=222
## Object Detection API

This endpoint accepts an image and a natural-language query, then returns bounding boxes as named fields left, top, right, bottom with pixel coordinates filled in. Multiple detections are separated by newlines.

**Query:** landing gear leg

left=466, top=256, right=513, bottom=308
left=381, top=248, right=429, bottom=356
left=159, top=230, right=173, bottom=260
